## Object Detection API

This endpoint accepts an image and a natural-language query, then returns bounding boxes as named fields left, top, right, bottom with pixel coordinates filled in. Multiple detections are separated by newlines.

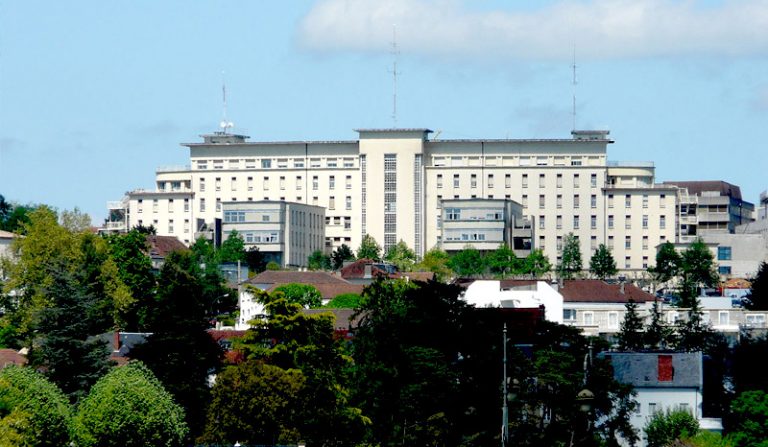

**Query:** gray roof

left=602, top=351, right=703, bottom=389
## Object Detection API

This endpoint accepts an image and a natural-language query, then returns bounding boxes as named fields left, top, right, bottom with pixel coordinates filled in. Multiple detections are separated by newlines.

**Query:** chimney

left=364, top=264, right=372, bottom=279
left=620, top=282, right=625, bottom=294
left=113, top=332, right=121, bottom=353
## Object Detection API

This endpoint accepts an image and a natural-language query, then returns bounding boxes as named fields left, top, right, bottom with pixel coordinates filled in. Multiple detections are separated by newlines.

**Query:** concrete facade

left=109, top=128, right=681, bottom=274
left=222, top=201, right=325, bottom=268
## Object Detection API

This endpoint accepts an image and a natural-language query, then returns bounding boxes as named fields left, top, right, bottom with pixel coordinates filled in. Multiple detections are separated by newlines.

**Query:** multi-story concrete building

left=222, top=201, right=325, bottom=268
left=664, top=181, right=755, bottom=240
left=108, top=127, right=679, bottom=275
left=439, top=199, right=532, bottom=257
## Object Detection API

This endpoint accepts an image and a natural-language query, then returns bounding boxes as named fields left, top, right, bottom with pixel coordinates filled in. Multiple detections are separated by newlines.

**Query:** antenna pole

left=220, top=71, right=234, bottom=134
left=389, top=24, right=401, bottom=128
left=571, top=47, right=577, bottom=132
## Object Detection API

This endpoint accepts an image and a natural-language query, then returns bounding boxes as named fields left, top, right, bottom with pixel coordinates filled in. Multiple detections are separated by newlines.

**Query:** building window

left=216, top=198, right=221, bottom=212
left=608, top=194, right=614, bottom=208
left=608, top=215, right=614, bottom=229
left=446, top=208, right=461, bottom=220
left=718, top=246, right=732, bottom=260
left=329, top=176, right=335, bottom=190
left=557, top=236, right=563, bottom=250
left=625, top=215, right=631, bottom=230
left=608, top=235, right=614, bottom=249
left=168, top=219, right=174, bottom=233
left=563, top=309, right=577, bottom=321
left=556, top=215, right=563, bottom=230
left=643, top=256, right=649, bottom=268
left=584, top=312, right=594, bottom=325
left=261, top=159, right=271, bottom=169
left=573, top=174, right=580, bottom=188
left=539, top=174, right=545, bottom=188
left=591, top=235, right=597, bottom=250
left=231, top=177, right=237, bottom=191
left=184, top=199, right=189, bottom=212
left=591, top=215, right=597, bottom=230
left=470, top=174, right=477, bottom=189
left=200, top=198, right=205, bottom=212
left=215, top=177, right=221, bottom=191
left=487, top=174, right=494, bottom=189
left=152, top=199, right=158, bottom=213
left=591, top=195, right=597, bottom=209
left=312, top=176, right=318, bottom=190
left=643, top=236, right=649, bottom=250
left=573, top=195, right=580, bottom=209
left=168, top=199, right=174, bottom=212
left=505, top=174, right=511, bottom=188
left=625, top=236, right=631, bottom=249
left=643, top=195, right=649, bottom=208
left=199, top=178, right=206, bottom=192
left=263, top=177, right=269, bottom=190
left=557, top=194, right=563, bottom=209
left=296, top=176, right=302, bottom=190
left=522, top=195, right=528, bottom=208
left=719, top=311, right=730, bottom=325
left=437, top=174, right=443, bottom=188
left=522, top=174, right=528, bottom=188
left=591, top=173, right=597, bottom=188
left=453, top=174, right=460, bottom=188
left=660, top=194, right=666, bottom=207
left=279, top=176, right=285, bottom=190
left=539, top=195, right=545, bottom=209
left=346, top=196, right=352, bottom=210
left=625, top=256, right=631, bottom=269
left=642, top=215, right=649, bottom=229
left=184, top=219, right=190, bottom=233
left=660, top=215, right=666, bottom=229
left=539, top=235, right=545, bottom=250
left=573, top=215, right=580, bottom=230
left=556, top=174, right=563, bottom=188
left=247, top=176, right=253, bottom=191
left=625, top=194, right=631, bottom=208
left=608, top=312, right=618, bottom=328
left=539, top=216, right=545, bottom=230
left=719, top=265, right=732, bottom=275
left=329, top=196, right=335, bottom=210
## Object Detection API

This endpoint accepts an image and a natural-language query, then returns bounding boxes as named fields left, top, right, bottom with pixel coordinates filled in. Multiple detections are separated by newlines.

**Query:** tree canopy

left=590, top=244, right=617, bottom=280
left=331, top=244, right=355, bottom=270
left=448, top=246, right=485, bottom=277
left=384, top=240, right=417, bottom=272
left=523, top=249, right=552, bottom=278
left=486, top=244, right=519, bottom=278
left=0, top=365, right=72, bottom=447
left=356, top=234, right=382, bottom=261
left=272, top=283, right=323, bottom=308
left=71, top=361, right=188, bottom=447
left=747, top=261, right=768, bottom=310
left=557, top=232, right=582, bottom=279
left=414, top=247, right=452, bottom=282
left=307, top=249, right=331, bottom=271
left=617, top=299, right=645, bottom=351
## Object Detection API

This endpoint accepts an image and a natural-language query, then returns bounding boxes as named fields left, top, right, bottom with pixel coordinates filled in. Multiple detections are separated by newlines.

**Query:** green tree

left=323, top=293, right=361, bottom=309
left=200, top=361, right=307, bottom=445
left=448, top=246, right=485, bottom=277
left=557, top=232, right=582, bottom=279
left=217, top=230, right=246, bottom=263
left=245, top=247, right=267, bottom=273
left=675, top=298, right=715, bottom=352
left=650, top=241, right=682, bottom=284
left=106, top=230, right=155, bottom=331
left=27, top=262, right=114, bottom=401
left=384, top=239, right=417, bottom=272
left=71, top=361, right=188, bottom=447
left=645, top=301, right=673, bottom=350
left=331, top=244, right=355, bottom=270
left=0, top=202, right=37, bottom=234
left=0, top=194, right=9, bottom=224
left=523, top=249, right=552, bottom=278
left=617, top=299, right=645, bottom=351
left=747, top=262, right=768, bottom=310
left=486, top=244, right=519, bottom=278
left=307, top=249, right=331, bottom=271
left=644, top=408, right=699, bottom=447
left=231, top=288, right=367, bottom=446
left=0, top=365, right=72, bottom=447
left=356, top=234, right=382, bottom=261
left=266, top=260, right=281, bottom=270
left=590, top=244, right=618, bottom=280
left=414, top=247, right=452, bottom=282
left=679, top=239, right=718, bottom=307
left=729, top=390, right=768, bottom=447
left=272, top=283, right=323, bottom=308
left=130, top=251, right=223, bottom=438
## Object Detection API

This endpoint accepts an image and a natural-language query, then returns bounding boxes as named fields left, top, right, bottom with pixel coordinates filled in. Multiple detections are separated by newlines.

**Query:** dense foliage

left=272, top=283, right=323, bottom=308
left=71, top=361, right=188, bottom=447
left=557, top=232, right=583, bottom=279
left=0, top=365, right=72, bottom=447
left=645, top=408, right=700, bottom=447
left=590, top=243, right=618, bottom=280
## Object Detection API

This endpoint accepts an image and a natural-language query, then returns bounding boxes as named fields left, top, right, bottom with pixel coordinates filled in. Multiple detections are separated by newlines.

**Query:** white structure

left=461, top=280, right=563, bottom=323
left=109, top=128, right=680, bottom=274
left=222, top=201, right=325, bottom=268
left=604, top=352, right=722, bottom=447
left=440, top=198, right=532, bottom=257
left=0, top=230, right=17, bottom=280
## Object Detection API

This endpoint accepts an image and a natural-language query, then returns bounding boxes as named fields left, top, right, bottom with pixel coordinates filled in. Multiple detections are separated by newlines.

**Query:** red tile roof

left=0, top=349, right=27, bottom=368
left=339, top=259, right=392, bottom=279
left=302, top=309, right=363, bottom=330
left=559, top=280, right=655, bottom=303
left=145, top=235, right=188, bottom=257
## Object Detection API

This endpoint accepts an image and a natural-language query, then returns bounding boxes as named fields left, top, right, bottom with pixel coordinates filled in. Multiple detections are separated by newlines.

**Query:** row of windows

left=607, top=193, right=667, bottom=208
left=537, top=214, right=667, bottom=231
left=200, top=175, right=355, bottom=192
left=196, top=157, right=356, bottom=170
left=437, top=173, right=600, bottom=189
left=136, top=198, right=190, bottom=214
left=432, top=155, right=601, bottom=167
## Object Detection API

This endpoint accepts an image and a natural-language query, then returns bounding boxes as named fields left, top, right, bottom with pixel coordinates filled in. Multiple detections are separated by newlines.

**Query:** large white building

left=108, top=127, right=683, bottom=275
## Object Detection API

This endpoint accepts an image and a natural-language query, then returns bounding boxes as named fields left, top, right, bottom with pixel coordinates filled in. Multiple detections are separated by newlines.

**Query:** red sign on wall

left=658, top=354, right=674, bottom=382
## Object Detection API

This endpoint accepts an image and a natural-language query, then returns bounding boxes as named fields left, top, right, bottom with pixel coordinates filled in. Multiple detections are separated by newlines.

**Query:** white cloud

left=298, top=0, right=768, bottom=61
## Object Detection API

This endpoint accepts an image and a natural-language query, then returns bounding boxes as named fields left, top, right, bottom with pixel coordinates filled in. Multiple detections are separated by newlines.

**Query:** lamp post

left=570, top=388, right=595, bottom=447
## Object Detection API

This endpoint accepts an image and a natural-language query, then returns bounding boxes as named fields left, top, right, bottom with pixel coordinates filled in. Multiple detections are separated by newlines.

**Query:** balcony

left=157, top=165, right=191, bottom=173
left=105, top=222, right=126, bottom=230
left=107, top=201, right=126, bottom=210
left=606, top=161, right=654, bottom=168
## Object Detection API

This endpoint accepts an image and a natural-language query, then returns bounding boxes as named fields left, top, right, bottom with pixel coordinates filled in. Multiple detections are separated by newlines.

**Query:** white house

left=461, top=280, right=563, bottom=323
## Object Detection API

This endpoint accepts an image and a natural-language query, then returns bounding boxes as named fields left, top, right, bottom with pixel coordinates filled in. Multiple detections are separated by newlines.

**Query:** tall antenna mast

left=571, top=47, right=577, bottom=132
left=389, top=24, right=401, bottom=128
left=220, top=71, right=234, bottom=134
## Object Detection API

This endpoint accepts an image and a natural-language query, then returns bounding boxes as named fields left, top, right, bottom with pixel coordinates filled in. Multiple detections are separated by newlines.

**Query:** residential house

left=460, top=279, right=563, bottom=323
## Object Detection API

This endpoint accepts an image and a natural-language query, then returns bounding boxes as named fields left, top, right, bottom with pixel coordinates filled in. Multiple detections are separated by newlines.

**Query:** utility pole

left=501, top=323, right=509, bottom=447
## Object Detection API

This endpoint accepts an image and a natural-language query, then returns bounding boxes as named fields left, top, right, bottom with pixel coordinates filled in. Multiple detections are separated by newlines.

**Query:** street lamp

left=576, top=388, right=594, bottom=413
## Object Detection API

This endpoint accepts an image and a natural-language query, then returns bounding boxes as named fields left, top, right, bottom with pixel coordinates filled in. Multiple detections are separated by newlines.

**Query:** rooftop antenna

left=219, top=71, right=234, bottom=134
left=571, top=46, right=577, bottom=132
left=388, top=24, right=401, bottom=128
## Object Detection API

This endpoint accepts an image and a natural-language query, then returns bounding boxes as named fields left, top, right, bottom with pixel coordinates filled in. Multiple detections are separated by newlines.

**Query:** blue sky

left=1, top=0, right=767, bottom=223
